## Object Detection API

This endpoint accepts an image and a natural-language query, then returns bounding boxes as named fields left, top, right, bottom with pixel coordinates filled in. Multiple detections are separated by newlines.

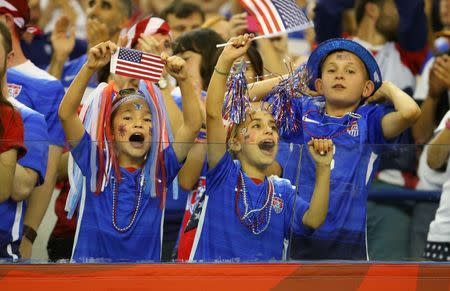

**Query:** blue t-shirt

left=60, top=54, right=98, bottom=89
left=7, top=61, right=66, bottom=147
left=193, top=153, right=311, bottom=262
left=0, top=101, right=48, bottom=259
left=70, top=132, right=182, bottom=262
left=276, top=96, right=391, bottom=260
left=14, top=100, right=49, bottom=185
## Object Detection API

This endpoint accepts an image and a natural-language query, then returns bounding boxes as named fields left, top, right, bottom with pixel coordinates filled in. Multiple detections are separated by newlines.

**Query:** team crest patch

left=347, top=121, right=359, bottom=137
left=7, top=83, right=22, bottom=98
left=272, top=196, right=284, bottom=214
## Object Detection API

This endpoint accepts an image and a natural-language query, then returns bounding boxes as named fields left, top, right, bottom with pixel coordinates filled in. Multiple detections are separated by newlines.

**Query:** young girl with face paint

left=58, top=41, right=202, bottom=262
left=190, top=34, right=334, bottom=262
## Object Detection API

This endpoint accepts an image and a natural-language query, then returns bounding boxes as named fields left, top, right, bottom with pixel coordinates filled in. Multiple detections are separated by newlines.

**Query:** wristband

left=214, top=66, right=229, bottom=76
left=22, top=225, right=37, bottom=244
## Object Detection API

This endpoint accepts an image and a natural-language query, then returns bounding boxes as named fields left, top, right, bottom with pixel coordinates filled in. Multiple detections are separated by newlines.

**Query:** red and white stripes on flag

left=239, top=0, right=313, bottom=36
left=110, top=47, right=164, bottom=82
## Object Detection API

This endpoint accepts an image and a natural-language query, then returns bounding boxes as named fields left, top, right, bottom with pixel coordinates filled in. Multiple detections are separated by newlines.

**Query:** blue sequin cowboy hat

left=306, top=38, right=382, bottom=93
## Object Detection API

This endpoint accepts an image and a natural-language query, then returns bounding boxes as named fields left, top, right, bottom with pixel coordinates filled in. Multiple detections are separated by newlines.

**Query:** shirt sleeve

left=70, top=131, right=93, bottom=177
left=0, top=106, right=27, bottom=158
left=206, top=152, right=238, bottom=192
left=18, top=112, right=49, bottom=185
left=163, top=144, right=183, bottom=185
left=43, top=81, right=66, bottom=147
left=366, top=104, right=396, bottom=145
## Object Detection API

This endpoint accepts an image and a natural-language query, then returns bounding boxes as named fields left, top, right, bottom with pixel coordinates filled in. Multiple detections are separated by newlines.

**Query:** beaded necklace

left=302, top=109, right=361, bottom=139
left=111, top=172, right=145, bottom=233
left=235, top=171, right=274, bottom=235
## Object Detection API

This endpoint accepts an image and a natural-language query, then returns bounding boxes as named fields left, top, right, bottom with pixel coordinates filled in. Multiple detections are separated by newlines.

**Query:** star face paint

left=134, top=103, right=143, bottom=110
left=118, top=124, right=127, bottom=137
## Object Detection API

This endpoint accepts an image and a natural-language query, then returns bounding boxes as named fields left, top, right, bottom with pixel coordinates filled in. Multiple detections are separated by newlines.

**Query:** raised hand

left=86, top=41, right=117, bottom=71
left=86, top=19, right=109, bottom=47
left=429, top=55, right=450, bottom=98
left=161, top=52, right=188, bottom=82
left=365, top=81, right=396, bottom=104
left=219, top=34, right=255, bottom=64
left=307, top=138, right=333, bottom=166
left=137, top=34, right=170, bottom=55
left=50, top=15, right=75, bottom=61
left=229, top=12, right=248, bottom=37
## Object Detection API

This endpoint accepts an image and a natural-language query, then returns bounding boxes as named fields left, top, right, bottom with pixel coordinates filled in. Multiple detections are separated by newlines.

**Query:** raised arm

left=48, top=16, right=76, bottom=79
left=58, top=41, right=117, bottom=147
left=367, top=81, right=421, bottom=140
left=301, top=139, right=333, bottom=229
left=427, top=116, right=450, bottom=170
left=206, top=34, right=254, bottom=169
left=0, top=149, right=17, bottom=203
left=11, top=165, right=38, bottom=202
left=162, top=53, right=202, bottom=162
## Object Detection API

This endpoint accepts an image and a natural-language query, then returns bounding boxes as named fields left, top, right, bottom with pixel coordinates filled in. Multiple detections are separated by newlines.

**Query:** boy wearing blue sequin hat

left=273, top=38, right=422, bottom=260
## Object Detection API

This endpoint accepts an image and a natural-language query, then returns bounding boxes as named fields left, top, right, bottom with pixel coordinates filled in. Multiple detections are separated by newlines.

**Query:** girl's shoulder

left=269, top=175, right=295, bottom=195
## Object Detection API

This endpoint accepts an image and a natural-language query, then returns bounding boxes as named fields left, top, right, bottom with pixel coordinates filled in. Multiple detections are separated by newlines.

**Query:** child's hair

left=172, top=28, right=225, bottom=91
left=245, top=45, right=264, bottom=81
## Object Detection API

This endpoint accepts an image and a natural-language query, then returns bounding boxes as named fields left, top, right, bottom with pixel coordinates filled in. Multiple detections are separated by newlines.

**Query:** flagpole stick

left=216, top=35, right=268, bottom=48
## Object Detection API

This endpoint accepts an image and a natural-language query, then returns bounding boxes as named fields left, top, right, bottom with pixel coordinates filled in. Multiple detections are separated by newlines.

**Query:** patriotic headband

left=126, top=16, right=171, bottom=49
left=0, top=0, right=30, bottom=29
left=111, top=93, right=146, bottom=113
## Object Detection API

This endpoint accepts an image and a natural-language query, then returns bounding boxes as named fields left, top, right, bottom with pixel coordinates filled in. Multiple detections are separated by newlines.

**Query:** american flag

left=239, top=0, right=313, bottom=36
left=110, top=47, right=164, bottom=82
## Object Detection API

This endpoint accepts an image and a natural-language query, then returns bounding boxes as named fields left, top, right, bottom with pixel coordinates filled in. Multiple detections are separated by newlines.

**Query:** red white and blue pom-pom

left=266, top=64, right=312, bottom=138
left=222, top=59, right=251, bottom=125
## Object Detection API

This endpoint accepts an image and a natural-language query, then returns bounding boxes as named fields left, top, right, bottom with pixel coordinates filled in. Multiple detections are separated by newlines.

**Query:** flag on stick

left=239, top=0, right=313, bottom=37
left=110, top=47, right=164, bottom=82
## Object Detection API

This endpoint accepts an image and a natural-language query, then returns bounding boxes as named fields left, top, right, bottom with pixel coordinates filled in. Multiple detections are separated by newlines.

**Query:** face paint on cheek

left=240, top=128, right=250, bottom=140
left=118, top=124, right=127, bottom=137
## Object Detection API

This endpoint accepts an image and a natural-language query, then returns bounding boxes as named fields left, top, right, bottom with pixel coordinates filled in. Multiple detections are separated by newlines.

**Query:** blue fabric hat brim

left=306, top=38, right=382, bottom=93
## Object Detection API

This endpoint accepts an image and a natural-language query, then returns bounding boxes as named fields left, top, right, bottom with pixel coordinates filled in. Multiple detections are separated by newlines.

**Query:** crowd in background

left=0, top=0, right=449, bottom=263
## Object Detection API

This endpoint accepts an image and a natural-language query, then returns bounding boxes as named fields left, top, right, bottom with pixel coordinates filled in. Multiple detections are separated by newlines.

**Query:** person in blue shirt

left=58, top=41, right=202, bottom=262
left=1, top=98, right=49, bottom=261
left=192, top=34, right=333, bottom=262
left=0, top=1, right=65, bottom=258
left=0, top=21, right=48, bottom=260
left=273, top=38, right=422, bottom=260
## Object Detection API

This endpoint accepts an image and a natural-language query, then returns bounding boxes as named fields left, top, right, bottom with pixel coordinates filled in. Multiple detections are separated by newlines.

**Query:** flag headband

left=111, top=93, right=146, bottom=113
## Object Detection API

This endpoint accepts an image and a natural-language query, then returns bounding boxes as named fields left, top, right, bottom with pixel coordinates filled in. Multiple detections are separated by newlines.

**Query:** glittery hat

left=306, top=38, right=382, bottom=92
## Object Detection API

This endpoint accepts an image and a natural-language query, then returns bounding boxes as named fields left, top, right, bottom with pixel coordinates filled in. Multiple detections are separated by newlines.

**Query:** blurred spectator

left=20, top=0, right=87, bottom=70
left=423, top=110, right=450, bottom=261
left=1, top=0, right=65, bottom=259
left=161, top=1, right=205, bottom=40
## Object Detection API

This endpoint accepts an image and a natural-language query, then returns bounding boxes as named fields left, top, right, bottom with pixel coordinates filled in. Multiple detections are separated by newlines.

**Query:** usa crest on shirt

left=347, top=121, right=359, bottom=137
left=272, top=196, right=284, bottom=214
left=7, top=83, right=22, bottom=98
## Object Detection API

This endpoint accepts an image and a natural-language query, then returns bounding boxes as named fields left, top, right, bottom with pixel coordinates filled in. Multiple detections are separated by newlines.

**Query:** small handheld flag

left=240, top=0, right=313, bottom=36
left=110, top=47, right=164, bottom=82
left=216, top=0, right=313, bottom=47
